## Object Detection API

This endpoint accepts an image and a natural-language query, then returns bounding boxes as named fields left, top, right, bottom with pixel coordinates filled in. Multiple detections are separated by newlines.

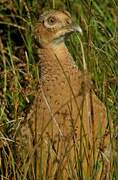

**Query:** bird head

left=34, top=10, right=82, bottom=47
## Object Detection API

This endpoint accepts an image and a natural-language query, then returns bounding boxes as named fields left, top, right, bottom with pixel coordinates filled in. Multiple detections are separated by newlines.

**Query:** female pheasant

left=19, top=10, right=112, bottom=180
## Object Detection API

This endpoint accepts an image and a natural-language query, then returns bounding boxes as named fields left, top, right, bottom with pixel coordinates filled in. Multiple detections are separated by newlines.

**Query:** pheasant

left=19, top=10, right=112, bottom=179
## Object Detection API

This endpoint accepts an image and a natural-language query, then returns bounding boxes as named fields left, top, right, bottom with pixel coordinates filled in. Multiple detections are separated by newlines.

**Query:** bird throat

left=52, top=36, right=64, bottom=46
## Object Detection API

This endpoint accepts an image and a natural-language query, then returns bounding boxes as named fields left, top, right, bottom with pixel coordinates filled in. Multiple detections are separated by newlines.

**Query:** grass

left=0, top=0, right=117, bottom=179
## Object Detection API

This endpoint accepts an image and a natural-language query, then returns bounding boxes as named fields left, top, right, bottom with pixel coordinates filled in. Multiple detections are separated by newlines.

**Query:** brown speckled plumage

left=18, top=10, right=112, bottom=179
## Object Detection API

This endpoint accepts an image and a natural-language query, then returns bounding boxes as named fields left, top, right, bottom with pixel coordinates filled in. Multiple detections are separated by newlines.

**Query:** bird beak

left=65, top=24, right=83, bottom=36
left=72, top=25, right=83, bottom=35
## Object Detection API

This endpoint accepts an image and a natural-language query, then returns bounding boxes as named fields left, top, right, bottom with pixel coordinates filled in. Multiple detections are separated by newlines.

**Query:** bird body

left=18, top=10, right=112, bottom=179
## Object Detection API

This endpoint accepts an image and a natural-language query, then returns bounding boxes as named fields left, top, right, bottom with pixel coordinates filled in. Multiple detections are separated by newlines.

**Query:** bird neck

left=37, top=42, right=77, bottom=80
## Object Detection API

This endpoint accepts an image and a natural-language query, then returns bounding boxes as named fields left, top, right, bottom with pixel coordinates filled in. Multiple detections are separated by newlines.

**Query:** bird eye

left=47, top=16, right=56, bottom=25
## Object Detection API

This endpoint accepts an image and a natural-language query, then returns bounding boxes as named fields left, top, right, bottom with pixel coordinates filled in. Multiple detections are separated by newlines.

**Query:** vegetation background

left=0, top=0, right=118, bottom=179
